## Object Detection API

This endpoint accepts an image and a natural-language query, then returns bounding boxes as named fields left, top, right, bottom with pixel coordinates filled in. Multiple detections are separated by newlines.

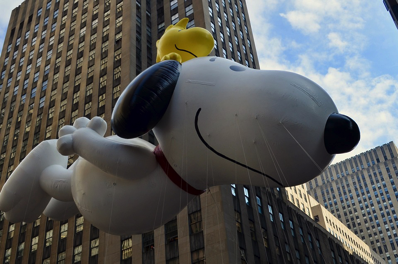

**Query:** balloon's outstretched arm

left=57, top=117, right=158, bottom=180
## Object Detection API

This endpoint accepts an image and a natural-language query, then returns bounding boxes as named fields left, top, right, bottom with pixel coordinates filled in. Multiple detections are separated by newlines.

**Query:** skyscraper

left=0, top=0, right=259, bottom=262
left=383, top=0, right=398, bottom=29
left=0, top=0, right=379, bottom=263
left=307, top=142, right=398, bottom=264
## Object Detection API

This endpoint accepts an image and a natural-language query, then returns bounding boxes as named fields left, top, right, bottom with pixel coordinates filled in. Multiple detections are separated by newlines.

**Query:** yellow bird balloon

left=156, top=18, right=214, bottom=63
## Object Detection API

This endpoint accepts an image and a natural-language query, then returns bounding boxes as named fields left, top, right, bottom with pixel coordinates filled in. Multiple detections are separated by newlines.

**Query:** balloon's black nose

left=324, top=113, right=360, bottom=154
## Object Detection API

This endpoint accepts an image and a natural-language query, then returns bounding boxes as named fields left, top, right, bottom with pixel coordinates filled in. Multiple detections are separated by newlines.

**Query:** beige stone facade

left=285, top=184, right=313, bottom=218
left=307, top=142, right=398, bottom=264
left=286, top=184, right=385, bottom=264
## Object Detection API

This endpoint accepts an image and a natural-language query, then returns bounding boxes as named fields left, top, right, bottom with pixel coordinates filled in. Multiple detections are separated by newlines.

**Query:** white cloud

left=327, top=32, right=348, bottom=53
left=280, top=11, right=321, bottom=34
left=279, top=0, right=367, bottom=36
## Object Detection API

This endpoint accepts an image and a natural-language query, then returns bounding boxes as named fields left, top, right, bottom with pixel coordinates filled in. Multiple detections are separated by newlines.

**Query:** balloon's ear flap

left=111, top=60, right=181, bottom=138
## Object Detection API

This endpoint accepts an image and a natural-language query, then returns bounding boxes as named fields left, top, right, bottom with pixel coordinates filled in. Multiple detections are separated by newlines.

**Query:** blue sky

left=1, top=0, right=398, bottom=163
left=246, top=0, right=398, bottom=162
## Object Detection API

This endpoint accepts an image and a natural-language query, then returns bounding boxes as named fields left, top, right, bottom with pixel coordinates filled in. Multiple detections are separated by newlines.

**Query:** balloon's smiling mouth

left=175, top=44, right=197, bottom=58
left=194, top=108, right=285, bottom=187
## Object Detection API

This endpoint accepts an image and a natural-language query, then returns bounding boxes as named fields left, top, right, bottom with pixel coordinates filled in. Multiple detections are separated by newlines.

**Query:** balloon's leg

left=0, top=140, right=68, bottom=223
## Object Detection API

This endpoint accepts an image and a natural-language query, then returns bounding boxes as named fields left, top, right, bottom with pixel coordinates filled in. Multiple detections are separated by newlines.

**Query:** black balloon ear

left=111, top=60, right=181, bottom=138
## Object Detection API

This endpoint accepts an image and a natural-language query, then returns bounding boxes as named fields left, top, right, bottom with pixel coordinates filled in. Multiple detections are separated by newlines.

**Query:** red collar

left=154, top=145, right=204, bottom=196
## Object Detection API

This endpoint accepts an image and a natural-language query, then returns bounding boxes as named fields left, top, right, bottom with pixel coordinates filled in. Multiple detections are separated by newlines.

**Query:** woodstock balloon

left=0, top=19, right=360, bottom=235
left=156, top=18, right=214, bottom=63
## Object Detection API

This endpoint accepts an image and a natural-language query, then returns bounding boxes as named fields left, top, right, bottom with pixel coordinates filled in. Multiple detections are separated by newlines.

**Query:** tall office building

left=285, top=184, right=385, bottom=264
left=307, top=142, right=398, bottom=264
left=0, top=0, right=377, bottom=264
left=0, top=0, right=259, bottom=263
left=383, top=0, right=398, bottom=29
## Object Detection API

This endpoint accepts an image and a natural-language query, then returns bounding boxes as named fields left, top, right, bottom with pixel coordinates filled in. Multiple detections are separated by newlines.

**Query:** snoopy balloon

left=0, top=23, right=360, bottom=236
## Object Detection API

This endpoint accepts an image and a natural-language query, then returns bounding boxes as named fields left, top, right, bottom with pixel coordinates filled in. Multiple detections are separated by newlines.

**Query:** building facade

left=286, top=184, right=385, bottom=264
left=383, top=0, right=398, bottom=29
left=307, top=142, right=398, bottom=264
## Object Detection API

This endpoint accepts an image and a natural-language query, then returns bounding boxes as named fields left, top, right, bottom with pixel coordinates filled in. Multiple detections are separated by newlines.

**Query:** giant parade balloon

left=0, top=19, right=360, bottom=235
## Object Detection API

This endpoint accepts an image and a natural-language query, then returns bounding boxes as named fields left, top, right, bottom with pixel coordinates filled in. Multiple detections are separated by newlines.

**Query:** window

left=75, top=215, right=84, bottom=232
left=60, top=223, right=68, bottom=239
left=100, top=75, right=107, bottom=88
left=98, top=94, right=106, bottom=107
left=231, top=184, right=236, bottom=196
left=192, top=249, right=205, bottom=264
left=243, top=187, right=250, bottom=205
left=58, top=252, right=66, bottom=264
left=45, top=230, right=53, bottom=246
left=279, top=212, right=285, bottom=229
left=17, top=242, right=24, bottom=259
left=165, top=219, right=178, bottom=243
left=116, top=17, right=123, bottom=28
left=84, top=102, right=92, bottom=115
left=289, top=220, right=295, bottom=236
left=37, top=8, right=42, bottom=16
left=121, top=237, right=132, bottom=260
left=114, top=66, right=121, bottom=80
left=308, top=233, right=314, bottom=249
left=70, top=109, right=78, bottom=124
left=68, top=34, right=75, bottom=46
left=256, top=196, right=263, bottom=214
left=100, top=58, right=108, bottom=70
left=262, top=228, right=269, bottom=248
left=112, top=85, right=121, bottom=101
left=285, top=244, right=292, bottom=261
left=92, top=18, right=98, bottom=28
left=249, top=220, right=256, bottom=240
left=33, top=71, right=40, bottom=82
left=4, top=249, right=11, bottom=263
left=189, top=211, right=202, bottom=234
left=87, top=66, right=95, bottom=78
left=170, top=0, right=178, bottom=10
left=31, top=236, right=39, bottom=251
left=73, top=91, right=80, bottom=104
left=73, top=245, right=82, bottom=263
left=104, top=10, right=111, bottom=21
left=171, top=13, right=179, bottom=25
left=39, top=96, right=46, bottom=108
left=8, top=224, right=15, bottom=239
left=210, top=22, right=215, bottom=32
left=185, top=4, right=193, bottom=16
left=31, top=87, right=37, bottom=98
left=85, top=83, right=93, bottom=96
left=41, top=29, right=47, bottom=39
left=117, top=2, right=123, bottom=13
left=79, top=27, right=86, bottom=37
left=13, top=86, right=19, bottom=95
left=90, top=238, right=99, bottom=256
left=101, top=40, right=109, bottom=53
left=268, top=204, right=274, bottom=222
